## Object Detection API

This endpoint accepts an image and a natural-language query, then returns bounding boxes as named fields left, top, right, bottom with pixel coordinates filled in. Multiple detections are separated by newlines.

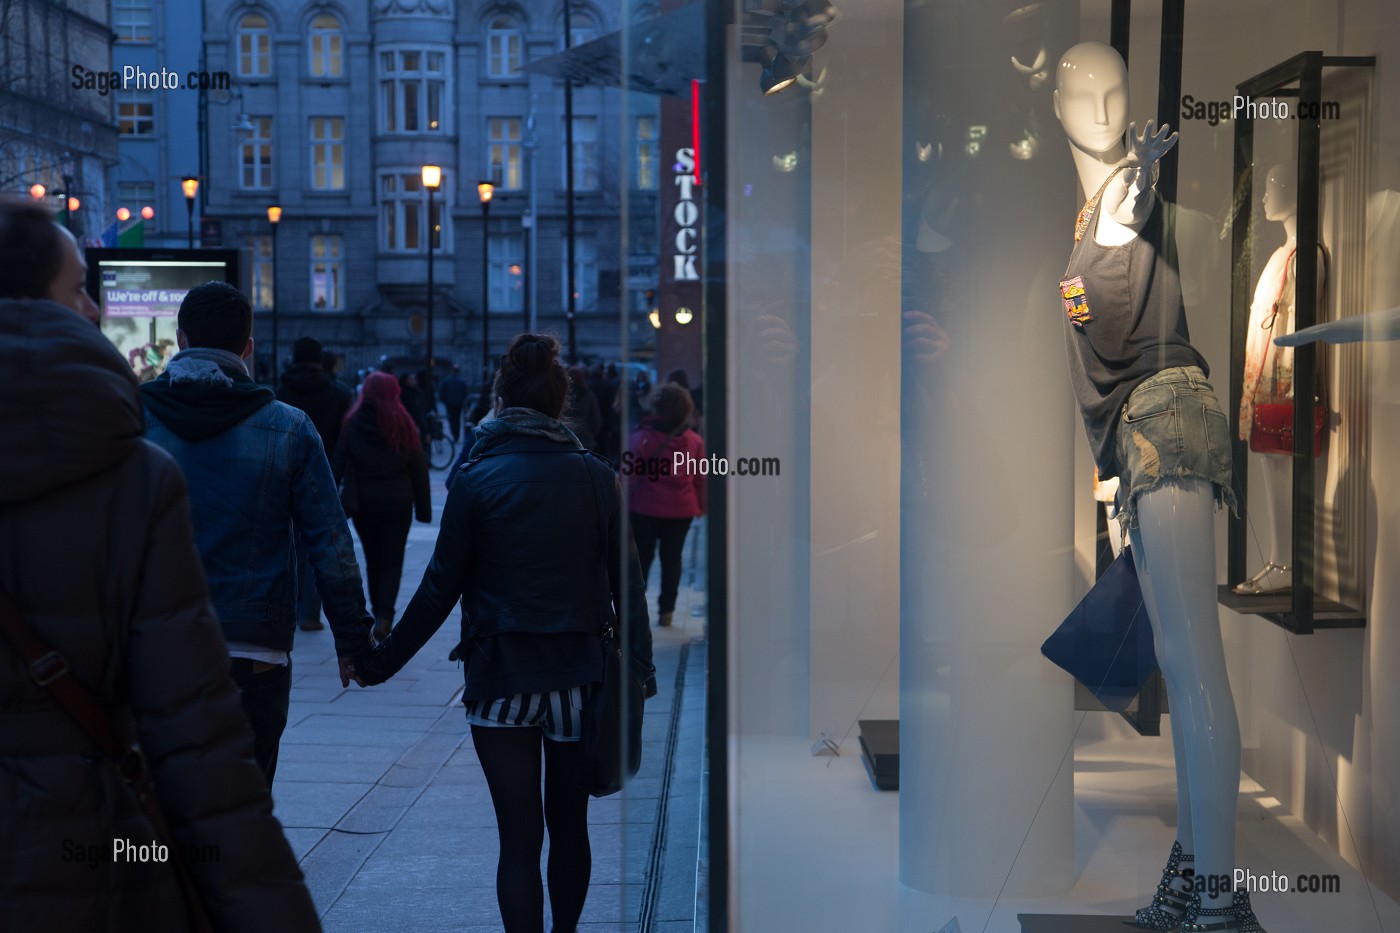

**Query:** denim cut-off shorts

left=1114, top=366, right=1239, bottom=531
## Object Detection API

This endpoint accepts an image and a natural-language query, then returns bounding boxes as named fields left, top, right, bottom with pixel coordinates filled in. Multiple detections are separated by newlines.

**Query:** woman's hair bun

left=508, top=333, right=560, bottom=374
left=495, top=333, right=568, bottom=418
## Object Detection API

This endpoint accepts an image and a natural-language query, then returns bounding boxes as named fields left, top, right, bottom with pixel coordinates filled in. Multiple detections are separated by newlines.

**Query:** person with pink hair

left=333, top=371, right=432, bottom=640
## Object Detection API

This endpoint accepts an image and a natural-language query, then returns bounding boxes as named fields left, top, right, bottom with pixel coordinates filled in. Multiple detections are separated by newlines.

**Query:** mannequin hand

left=1122, top=119, right=1178, bottom=174
left=1104, top=121, right=1177, bottom=225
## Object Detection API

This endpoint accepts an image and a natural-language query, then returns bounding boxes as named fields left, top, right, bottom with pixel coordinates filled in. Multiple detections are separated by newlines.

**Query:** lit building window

left=240, top=116, right=273, bottom=189
left=488, top=117, right=522, bottom=190
left=310, top=235, right=344, bottom=310
left=238, top=13, right=272, bottom=78
left=562, top=116, right=599, bottom=191
left=248, top=235, right=273, bottom=310
left=561, top=234, right=598, bottom=311
left=487, top=17, right=523, bottom=78
left=636, top=116, right=658, bottom=190
left=113, top=0, right=153, bottom=43
left=117, top=90, right=155, bottom=136
left=489, top=233, right=525, bottom=313
left=309, top=14, right=343, bottom=78
left=310, top=117, right=345, bottom=190
left=380, top=171, right=450, bottom=253
left=379, top=49, right=448, bottom=134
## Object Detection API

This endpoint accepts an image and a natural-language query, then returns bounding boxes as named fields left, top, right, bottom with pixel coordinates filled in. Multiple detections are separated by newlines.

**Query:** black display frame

left=1222, top=52, right=1372, bottom=635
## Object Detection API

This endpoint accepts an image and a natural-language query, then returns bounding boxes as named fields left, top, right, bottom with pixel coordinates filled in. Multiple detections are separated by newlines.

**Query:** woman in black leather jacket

left=353, top=333, right=655, bottom=933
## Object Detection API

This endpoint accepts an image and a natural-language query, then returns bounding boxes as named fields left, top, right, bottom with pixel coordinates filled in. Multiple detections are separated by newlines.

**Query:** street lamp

left=421, top=164, right=442, bottom=403
left=478, top=181, right=494, bottom=384
left=267, top=205, right=282, bottom=384
left=181, top=177, right=199, bottom=248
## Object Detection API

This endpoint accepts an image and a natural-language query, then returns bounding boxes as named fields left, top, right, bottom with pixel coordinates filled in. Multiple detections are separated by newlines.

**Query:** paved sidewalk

left=274, top=470, right=706, bottom=932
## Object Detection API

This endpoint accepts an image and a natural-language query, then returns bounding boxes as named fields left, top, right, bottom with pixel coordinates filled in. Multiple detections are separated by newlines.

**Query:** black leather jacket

left=356, top=419, right=655, bottom=697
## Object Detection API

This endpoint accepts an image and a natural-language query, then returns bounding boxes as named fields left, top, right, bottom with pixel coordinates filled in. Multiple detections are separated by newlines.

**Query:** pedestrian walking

left=277, top=335, right=354, bottom=632
left=627, top=382, right=706, bottom=627
left=565, top=365, right=602, bottom=451
left=0, top=204, right=319, bottom=931
left=142, top=282, right=374, bottom=785
left=398, top=370, right=429, bottom=444
left=438, top=364, right=470, bottom=443
left=332, top=372, right=433, bottom=642
left=351, top=333, right=657, bottom=933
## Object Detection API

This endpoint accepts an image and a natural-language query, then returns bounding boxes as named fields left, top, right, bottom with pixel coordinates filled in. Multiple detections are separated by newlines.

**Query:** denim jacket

left=143, top=350, right=373, bottom=657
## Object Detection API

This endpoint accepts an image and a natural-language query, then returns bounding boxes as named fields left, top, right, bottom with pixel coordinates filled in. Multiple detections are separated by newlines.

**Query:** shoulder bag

left=1247, top=247, right=1327, bottom=457
left=575, top=451, right=645, bottom=797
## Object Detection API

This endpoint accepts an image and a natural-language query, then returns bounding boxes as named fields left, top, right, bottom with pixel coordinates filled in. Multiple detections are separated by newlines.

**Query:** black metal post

left=270, top=220, right=280, bottom=385
left=563, top=0, right=577, bottom=363
left=481, top=198, right=491, bottom=384
left=522, top=216, right=532, bottom=334
left=62, top=174, right=74, bottom=229
left=426, top=184, right=436, bottom=401
left=702, top=0, right=729, bottom=925
left=185, top=197, right=195, bottom=248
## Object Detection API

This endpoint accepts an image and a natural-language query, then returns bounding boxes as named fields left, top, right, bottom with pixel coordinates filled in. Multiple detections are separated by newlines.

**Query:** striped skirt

left=464, top=685, right=589, bottom=742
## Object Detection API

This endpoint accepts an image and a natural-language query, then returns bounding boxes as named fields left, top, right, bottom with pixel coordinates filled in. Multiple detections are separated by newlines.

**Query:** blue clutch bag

left=1041, top=547, right=1158, bottom=712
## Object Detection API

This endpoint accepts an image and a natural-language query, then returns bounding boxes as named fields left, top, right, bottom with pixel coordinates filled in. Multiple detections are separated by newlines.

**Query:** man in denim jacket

left=142, top=282, right=373, bottom=784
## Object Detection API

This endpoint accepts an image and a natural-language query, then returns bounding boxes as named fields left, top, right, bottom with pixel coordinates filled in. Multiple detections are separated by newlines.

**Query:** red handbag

left=1249, top=399, right=1326, bottom=456
left=1246, top=248, right=1327, bottom=457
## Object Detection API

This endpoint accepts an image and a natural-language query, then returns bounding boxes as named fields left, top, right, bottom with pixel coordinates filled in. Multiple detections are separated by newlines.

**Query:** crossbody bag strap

left=0, top=590, right=214, bottom=932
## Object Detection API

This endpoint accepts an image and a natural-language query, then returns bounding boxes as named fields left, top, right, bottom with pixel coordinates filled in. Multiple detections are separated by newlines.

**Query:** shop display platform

left=858, top=719, right=899, bottom=791
left=1217, top=585, right=1366, bottom=632
left=735, top=727, right=1400, bottom=932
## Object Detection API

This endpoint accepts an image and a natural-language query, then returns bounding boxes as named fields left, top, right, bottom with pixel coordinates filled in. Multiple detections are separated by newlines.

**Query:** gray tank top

left=1059, top=196, right=1207, bottom=479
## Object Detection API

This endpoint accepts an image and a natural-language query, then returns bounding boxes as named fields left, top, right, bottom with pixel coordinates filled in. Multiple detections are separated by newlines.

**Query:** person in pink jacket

left=626, top=382, right=706, bottom=626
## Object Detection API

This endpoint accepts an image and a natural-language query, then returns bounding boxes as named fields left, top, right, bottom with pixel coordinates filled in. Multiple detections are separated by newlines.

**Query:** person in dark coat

left=398, top=370, right=429, bottom=446
left=438, top=364, right=470, bottom=443
left=565, top=365, right=602, bottom=451
left=0, top=203, right=319, bottom=931
left=351, top=334, right=656, bottom=933
left=278, top=336, right=355, bottom=631
left=333, top=372, right=433, bottom=641
left=142, top=283, right=374, bottom=785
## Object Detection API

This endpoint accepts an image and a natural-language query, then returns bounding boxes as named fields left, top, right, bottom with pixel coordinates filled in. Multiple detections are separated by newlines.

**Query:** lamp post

left=61, top=153, right=75, bottom=232
left=478, top=181, right=494, bottom=384
left=267, top=205, right=282, bottom=384
left=421, top=165, right=442, bottom=403
left=181, top=177, right=199, bottom=248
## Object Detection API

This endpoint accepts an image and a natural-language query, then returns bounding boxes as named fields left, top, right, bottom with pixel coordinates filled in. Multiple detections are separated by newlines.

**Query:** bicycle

left=423, top=411, right=456, bottom=470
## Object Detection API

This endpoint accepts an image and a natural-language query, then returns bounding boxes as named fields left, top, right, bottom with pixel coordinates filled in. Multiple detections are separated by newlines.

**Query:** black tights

left=471, top=725, right=591, bottom=933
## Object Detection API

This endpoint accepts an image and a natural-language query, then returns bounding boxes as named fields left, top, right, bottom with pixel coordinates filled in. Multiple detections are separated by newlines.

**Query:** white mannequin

left=1055, top=42, right=1244, bottom=924
left=1236, top=164, right=1324, bottom=595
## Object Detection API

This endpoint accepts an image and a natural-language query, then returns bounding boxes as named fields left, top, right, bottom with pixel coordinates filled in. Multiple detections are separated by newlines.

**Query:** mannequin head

left=1262, top=162, right=1297, bottom=222
left=1054, top=41, right=1129, bottom=156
